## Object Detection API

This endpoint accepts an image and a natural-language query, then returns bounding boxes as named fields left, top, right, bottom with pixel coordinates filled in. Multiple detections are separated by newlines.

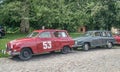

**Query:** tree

left=0, top=0, right=120, bottom=32
left=0, top=0, right=31, bottom=33
left=20, top=0, right=30, bottom=33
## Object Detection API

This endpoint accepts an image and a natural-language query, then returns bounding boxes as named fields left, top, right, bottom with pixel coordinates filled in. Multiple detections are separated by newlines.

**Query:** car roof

left=87, top=30, right=110, bottom=32
left=33, top=29, right=67, bottom=32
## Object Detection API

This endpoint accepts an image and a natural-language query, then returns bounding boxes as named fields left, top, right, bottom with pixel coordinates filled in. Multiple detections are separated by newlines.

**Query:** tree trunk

left=20, top=18, right=29, bottom=33
left=20, top=0, right=30, bottom=33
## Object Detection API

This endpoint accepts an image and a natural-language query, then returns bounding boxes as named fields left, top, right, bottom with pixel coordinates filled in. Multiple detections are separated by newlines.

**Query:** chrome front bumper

left=6, top=46, right=20, bottom=56
left=7, top=50, right=20, bottom=56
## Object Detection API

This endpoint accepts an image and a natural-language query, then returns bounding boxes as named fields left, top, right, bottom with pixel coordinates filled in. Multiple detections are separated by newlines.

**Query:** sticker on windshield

left=43, top=41, right=52, bottom=49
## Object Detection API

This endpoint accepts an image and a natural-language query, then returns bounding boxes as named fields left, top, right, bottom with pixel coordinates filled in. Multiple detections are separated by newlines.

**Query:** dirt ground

left=0, top=46, right=120, bottom=72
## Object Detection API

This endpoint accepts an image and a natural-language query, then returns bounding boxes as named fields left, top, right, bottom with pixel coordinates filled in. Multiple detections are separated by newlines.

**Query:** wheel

left=83, top=43, right=89, bottom=51
left=106, top=42, right=113, bottom=49
left=19, top=48, right=32, bottom=60
left=61, top=46, right=70, bottom=54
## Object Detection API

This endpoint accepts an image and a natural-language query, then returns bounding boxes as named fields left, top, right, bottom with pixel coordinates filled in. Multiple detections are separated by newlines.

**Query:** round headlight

left=10, top=44, right=13, bottom=49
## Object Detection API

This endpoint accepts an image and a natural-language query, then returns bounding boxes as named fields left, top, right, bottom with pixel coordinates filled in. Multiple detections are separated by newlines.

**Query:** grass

left=0, top=32, right=82, bottom=58
left=70, top=33, right=84, bottom=38
left=0, top=33, right=28, bottom=57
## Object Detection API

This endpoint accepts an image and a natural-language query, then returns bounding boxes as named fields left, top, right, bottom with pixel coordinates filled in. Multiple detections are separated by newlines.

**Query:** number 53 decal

left=43, top=41, right=52, bottom=49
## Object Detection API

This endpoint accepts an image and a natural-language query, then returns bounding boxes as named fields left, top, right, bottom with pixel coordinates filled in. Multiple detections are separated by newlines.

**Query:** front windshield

left=27, top=32, right=39, bottom=37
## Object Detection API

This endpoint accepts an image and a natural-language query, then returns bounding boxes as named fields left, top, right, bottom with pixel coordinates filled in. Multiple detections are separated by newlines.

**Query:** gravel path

left=0, top=47, right=120, bottom=72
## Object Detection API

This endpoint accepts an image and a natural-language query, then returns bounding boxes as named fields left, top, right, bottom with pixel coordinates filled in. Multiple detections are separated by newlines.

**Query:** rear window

left=54, top=31, right=67, bottom=37
left=106, top=32, right=112, bottom=37
left=101, top=31, right=112, bottom=37
left=94, top=32, right=101, bottom=36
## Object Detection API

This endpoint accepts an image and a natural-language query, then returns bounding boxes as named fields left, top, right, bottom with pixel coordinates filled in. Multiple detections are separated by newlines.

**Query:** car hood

left=9, top=37, right=35, bottom=44
left=73, top=36, right=92, bottom=41
left=114, top=35, right=120, bottom=37
left=114, top=35, right=120, bottom=39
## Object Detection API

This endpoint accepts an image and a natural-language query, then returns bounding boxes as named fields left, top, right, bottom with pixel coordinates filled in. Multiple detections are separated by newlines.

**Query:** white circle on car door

left=43, top=41, right=52, bottom=49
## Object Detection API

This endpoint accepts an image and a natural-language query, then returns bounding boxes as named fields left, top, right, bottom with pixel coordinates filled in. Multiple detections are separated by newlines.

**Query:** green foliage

left=0, top=1, right=21, bottom=25
left=0, top=0, right=120, bottom=32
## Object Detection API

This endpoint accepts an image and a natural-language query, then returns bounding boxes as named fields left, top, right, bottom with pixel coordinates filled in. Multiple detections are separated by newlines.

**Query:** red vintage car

left=114, top=35, right=120, bottom=44
left=6, top=29, right=74, bottom=60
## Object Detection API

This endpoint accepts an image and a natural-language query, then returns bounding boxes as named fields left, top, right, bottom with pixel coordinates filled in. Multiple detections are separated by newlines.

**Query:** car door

left=52, top=31, right=69, bottom=50
left=58, top=31, right=70, bottom=48
left=91, top=32, right=103, bottom=46
left=101, top=31, right=114, bottom=45
left=36, top=31, right=54, bottom=53
left=101, top=32, right=108, bottom=45
left=106, top=31, right=115, bottom=43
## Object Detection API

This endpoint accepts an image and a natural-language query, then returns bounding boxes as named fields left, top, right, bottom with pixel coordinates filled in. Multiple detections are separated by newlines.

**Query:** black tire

left=61, top=46, right=70, bottom=54
left=106, top=42, right=113, bottom=49
left=19, top=48, right=32, bottom=61
left=83, top=43, right=89, bottom=51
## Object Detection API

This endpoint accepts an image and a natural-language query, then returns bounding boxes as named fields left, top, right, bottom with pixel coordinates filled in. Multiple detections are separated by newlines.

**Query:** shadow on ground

left=74, top=45, right=120, bottom=51
left=9, top=52, right=64, bottom=61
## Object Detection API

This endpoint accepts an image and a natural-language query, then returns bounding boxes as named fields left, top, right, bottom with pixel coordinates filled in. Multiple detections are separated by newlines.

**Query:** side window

left=95, top=32, right=101, bottom=36
left=54, top=31, right=67, bottom=37
left=102, top=32, right=107, bottom=37
left=59, top=32, right=67, bottom=37
left=39, top=32, right=51, bottom=38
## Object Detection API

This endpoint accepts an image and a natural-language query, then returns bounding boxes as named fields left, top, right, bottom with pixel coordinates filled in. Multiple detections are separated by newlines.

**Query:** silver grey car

left=73, top=30, right=116, bottom=51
